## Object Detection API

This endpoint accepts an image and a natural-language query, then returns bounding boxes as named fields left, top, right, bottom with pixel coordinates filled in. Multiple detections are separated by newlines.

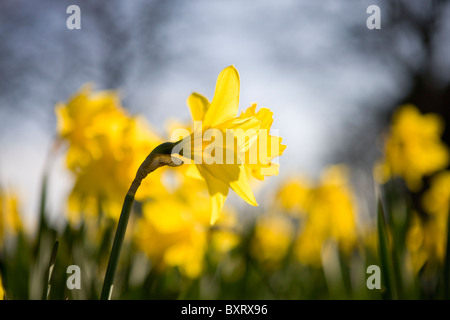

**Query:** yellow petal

left=265, top=135, right=286, bottom=160
left=210, top=190, right=227, bottom=225
left=240, top=103, right=257, bottom=118
left=196, top=165, right=229, bottom=224
left=247, top=162, right=280, bottom=180
left=200, top=161, right=258, bottom=207
left=185, top=164, right=203, bottom=180
left=187, top=92, right=210, bottom=122
left=215, top=116, right=261, bottom=133
left=241, top=104, right=274, bottom=130
left=203, top=66, right=240, bottom=128
left=215, top=117, right=261, bottom=153
left=254, top=108, right=274, bottom=130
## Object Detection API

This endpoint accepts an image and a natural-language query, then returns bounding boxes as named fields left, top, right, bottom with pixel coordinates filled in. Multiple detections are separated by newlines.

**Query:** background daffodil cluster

left=277, top=165, right=359, bottom=267
left=55, top=82, right=248, bottom=281
left=373, top=105, right=450, bottom=298
left=56, top=85, right=165, bottom=223
left=1, top=77, right=450, bottom=300
left=1, top=0, right=450, bottom=302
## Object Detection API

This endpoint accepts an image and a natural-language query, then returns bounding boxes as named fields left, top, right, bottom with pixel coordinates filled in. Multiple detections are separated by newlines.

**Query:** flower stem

left=100, top=141, right=183, bottom=300
left=100, top=193, right=135, bottom=300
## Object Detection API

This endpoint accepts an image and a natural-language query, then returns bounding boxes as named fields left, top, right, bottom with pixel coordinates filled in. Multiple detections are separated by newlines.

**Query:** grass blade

left=42, top=240, right=59, bottom=300
left=100, top=194, right=135, bottom=300
left=377, top=197, right=396, bottom=299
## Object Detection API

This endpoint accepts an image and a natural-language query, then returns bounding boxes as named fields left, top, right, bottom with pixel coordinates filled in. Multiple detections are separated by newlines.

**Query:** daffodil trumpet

left=101, top=141, right=183, bottom=300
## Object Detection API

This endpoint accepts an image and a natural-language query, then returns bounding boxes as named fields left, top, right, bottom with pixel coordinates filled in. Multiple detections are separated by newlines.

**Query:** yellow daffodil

left=0, top=188, right=22, bottom=248
left=0, top=274, right=4, bottom=300
left=135, top=196, right=208, bottom=278
left=209, top=210, right=241, bottom=255
left=250, top=213, right=294, bottom=268
left=277, top=175, right=312, bottom=215
left=55, top=85, right=127, bottom=170
left=277, top=165, right=358, bottom=266
left=405, top=212, right=428, bottom=273
left=239, top=104, right=286, bottom=180
left=422, top=170, right=450, bottom=221
left=374, top=104, right=449, bottom=191
left=418, top=170, right=450, bottom=263
left=56, top=86, right=165, bottom=222
left=175, top=66, right=285, bottom=224
left=134, top=166, right=239, bottom=278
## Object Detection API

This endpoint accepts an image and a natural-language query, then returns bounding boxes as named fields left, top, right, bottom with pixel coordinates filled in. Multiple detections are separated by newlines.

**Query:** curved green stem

left=100, top=142, right=183, bottom=300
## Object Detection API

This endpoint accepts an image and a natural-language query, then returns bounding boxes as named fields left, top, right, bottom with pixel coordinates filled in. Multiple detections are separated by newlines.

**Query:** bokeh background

left=1, top=0, right=450, bottom=300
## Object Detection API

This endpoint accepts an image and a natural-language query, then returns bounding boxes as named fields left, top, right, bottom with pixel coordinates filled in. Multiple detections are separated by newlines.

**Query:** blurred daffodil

left=0, top=274, right=4, bottom=299
left=0, top=188, right=22, bottom=248
left=374, top=104, right=449, bottom=191
left=251, top=214, right=294, bottom=268
left=422, top=170, right=450, bottom=221
left=418, top=171, right=450, bottom=264
left=277, top=165, right=358, bottom=266
left=209, top=223, right=241, bottom=256
left=134, top=166, right=239, bottom=278
left=135, top=197, right=207, bottom=278
left=405, top=212, right=428, bottom=273
left=56, top=86, right=164, bottom=222
left=277, top=175, right=312, bottom=215
left=176, top=66, right=285, bottom=224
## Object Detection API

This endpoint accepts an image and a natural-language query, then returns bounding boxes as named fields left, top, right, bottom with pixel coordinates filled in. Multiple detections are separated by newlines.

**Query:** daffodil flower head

left=0, top=274, right=5, bottom=300
left=418, top=170, right=450, bottom=263
left=173, top=66, right=285, bottom=224
left=276, top=165, right=358, bottom=266
left=0, top=188, right=22, bottom=248
left=56, top=85, right=166, bottom=223
left=374, top=104, right=449, bottom=191
left=250, top=213, right=294, bottom=268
